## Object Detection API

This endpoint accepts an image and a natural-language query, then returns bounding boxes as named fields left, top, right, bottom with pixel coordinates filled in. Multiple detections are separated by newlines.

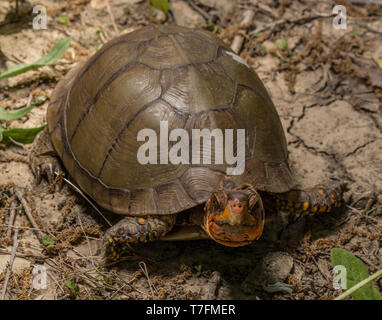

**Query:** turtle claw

left=45, top=161, right=55, bottom=184
left=35, top=166, right=42, bottom=185
left=29, top=128, right=64, bottom=190
left=30, top=155, right=64, bottom=189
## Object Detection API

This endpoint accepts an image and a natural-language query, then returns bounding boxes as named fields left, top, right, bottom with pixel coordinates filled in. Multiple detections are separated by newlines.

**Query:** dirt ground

left=0, top=0, right=381, bottom=300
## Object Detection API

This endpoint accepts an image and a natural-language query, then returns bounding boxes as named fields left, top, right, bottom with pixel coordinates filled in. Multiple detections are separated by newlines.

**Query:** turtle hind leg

left=29, top=127, right=63, bottom=185
left=104, top=215, right=176, bottom=261
left=272, top=181, right=347, bottom=216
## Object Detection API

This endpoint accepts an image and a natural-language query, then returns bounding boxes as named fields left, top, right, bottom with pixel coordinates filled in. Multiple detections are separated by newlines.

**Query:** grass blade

left=331, top=248, right=382, bottom=300
left=34, top=37, right=72, bottom=66
left=0, top=37, right=71, bottom=80
left=0, top=125, right=46, bottom=147
left=335, top=269, right=382, bottom=300
left=0, top=104, right=35, bottom=121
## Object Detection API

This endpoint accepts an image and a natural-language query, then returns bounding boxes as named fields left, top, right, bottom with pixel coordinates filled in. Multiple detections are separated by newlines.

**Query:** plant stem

left=335, top=269, right=382, bottom=300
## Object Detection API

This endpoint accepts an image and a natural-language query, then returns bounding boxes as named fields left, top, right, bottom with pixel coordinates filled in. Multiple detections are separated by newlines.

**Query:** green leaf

left=33, top=95, right=48, bottom=106
left=331, top=248, right=382, bottom=300
left=276, top=36, right=289, bottom=51
left=0, top=125, right=46, bottom=147
left=95, top=27, right=104, bottom=34
left=365, top=207, right=375, bottom=215
left=58, top=14, right=70, bottom=27
left=194, top=265, right=202, bottom=277
left=42, top=235, right=54, bottom=248
left=0, top=37, right=71, bottom=80
left=65, top=281, right=79, bottom=294
left=34, top=37, right=72, bottom=66
left=151, top=0, right=170, bottom=15
left=212, top=26, right=220, bottom=34
left=0, top=104, right=35, bottom=121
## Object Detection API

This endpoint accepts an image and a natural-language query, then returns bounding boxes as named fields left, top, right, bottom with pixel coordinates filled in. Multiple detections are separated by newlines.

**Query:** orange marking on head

left=204, top=189, right=265, bottom=247
left=317, top=189, right=324, bottom=195
left=229, top=200, right=247, bottom=215
left=205, top=207, right=264, bottom=247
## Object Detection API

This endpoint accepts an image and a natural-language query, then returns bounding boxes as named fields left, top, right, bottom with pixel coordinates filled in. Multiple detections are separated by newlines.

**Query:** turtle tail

left=271, top=181, right=347, bottom=216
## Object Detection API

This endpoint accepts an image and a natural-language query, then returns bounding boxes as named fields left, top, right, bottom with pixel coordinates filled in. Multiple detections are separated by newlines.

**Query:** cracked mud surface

left=0, top=0, right=381, bottom=300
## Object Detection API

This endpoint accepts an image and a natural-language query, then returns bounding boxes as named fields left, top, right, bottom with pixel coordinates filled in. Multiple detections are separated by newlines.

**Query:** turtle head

left=204, top=187, right=265, bottom=247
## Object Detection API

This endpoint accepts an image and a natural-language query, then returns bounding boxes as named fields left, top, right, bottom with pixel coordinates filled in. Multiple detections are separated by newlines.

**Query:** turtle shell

left=47, top=25, right=294, bottom=216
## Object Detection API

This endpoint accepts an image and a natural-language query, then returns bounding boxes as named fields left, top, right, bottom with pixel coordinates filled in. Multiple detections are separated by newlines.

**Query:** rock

left=260, top=251, right=294, bottom=284
left=197, top=0, right=235, bottom=19
left=241, top=251, right=294, bottom=294
left=152, top=8, right=167, bottom=23
left=0, top=254, right=31, bottom=274
left=171, top=0, right=205, bottom=27
left=90, top=0, right=108, bottom=9
left=73, top=239, right=103, bottom=257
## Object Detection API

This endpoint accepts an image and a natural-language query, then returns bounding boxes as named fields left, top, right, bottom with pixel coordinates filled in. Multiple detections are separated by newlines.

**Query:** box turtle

left=30, top=25, right=345, bottom=260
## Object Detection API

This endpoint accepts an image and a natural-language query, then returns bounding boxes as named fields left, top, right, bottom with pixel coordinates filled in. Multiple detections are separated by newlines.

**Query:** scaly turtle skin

left=30, top=25, right=346, bottom=260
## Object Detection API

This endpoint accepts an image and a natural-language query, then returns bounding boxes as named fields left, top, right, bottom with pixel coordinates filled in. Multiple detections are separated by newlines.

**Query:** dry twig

left=14, top=187, right=44, bottom=244
left=106, top=1, right=119, bottom=35
left=59, top=173, right=112, bottom=227
left=77, top=215, right=95, bottom=268
left=139, top=261, right=156, bottom=299
left=6, top=200, right=17, bottom=238
left=1, top=227, right=19, bottom=300
left=253, top=13, right=334, bottom=35
left=231, top=10, right=255, bottom=54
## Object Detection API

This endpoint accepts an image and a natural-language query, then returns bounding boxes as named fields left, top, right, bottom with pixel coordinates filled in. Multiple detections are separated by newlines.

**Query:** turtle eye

left=231, top=202, right=245, bottom=213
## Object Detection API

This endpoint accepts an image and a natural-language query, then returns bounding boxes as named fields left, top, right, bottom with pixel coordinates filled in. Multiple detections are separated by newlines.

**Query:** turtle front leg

left=104, top=215, right=176, bottom=260
left=29, top=127, right=63, bottom=185
left=272, top=181, right=347, bottom=216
